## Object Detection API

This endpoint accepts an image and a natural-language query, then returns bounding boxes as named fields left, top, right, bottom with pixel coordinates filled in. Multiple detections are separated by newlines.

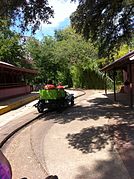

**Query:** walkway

left=0, top=92, right=39, bottom=115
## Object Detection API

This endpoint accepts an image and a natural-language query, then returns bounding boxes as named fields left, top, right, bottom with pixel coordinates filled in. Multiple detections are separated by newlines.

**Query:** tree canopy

left=26, top=28, right=107, bottom=88
left=0, top=21, right=35, bottom=68
left=0, top=0, right=54, bottom=33
left=0, top=21, right=24, bottom=66
left=71, top=0, right=134, bottom=59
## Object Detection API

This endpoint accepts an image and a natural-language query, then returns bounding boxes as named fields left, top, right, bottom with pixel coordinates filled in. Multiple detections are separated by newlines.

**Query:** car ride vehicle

left=35, top=88, right=74, bottom=113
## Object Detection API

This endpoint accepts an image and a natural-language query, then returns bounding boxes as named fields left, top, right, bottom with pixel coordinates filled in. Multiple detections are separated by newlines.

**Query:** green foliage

left=55, top=28, right=108, bottom=88
left=71, top=0, right=133, bottom=59
left=70, top=66, right=83, bottom=88
left=0, top=0, right=54, bottom=33
left=114, top=43, right=134, bottom=59
left=25, top=36, right=60, bottom=83
left=26, top=27, right=108, bottom=89
left=71, top=65, right=113, bottom=89
left=0, top=21, right=25, bottom=66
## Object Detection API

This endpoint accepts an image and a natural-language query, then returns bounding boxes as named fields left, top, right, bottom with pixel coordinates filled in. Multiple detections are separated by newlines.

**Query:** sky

left=33, top=0, right=78, bottom=40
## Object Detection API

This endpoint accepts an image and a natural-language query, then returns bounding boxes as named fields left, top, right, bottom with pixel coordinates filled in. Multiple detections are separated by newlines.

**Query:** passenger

left=124, top=80, right=130, bottom=86
left=56, top=82, right=64, bottom=89
left=44, top=80, right=55, bottom=89
left=0, top=150, right=12, bottom=179
left=120, top=80, right=130, bottom=93
left=57, top=82, right=67, bottom=98
left=124, top=80, right=130, bottom=93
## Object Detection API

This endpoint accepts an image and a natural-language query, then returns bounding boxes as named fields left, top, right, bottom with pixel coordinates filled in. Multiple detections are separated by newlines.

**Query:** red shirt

left=44, top=84, right=55, bottom=89
left=56, top=85, right=64, bottom=89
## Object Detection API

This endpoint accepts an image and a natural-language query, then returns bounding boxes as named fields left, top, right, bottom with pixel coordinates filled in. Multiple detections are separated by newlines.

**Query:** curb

left=0, top=113, right=42, bottom=148
left=0, top=95, right=39, bottom=115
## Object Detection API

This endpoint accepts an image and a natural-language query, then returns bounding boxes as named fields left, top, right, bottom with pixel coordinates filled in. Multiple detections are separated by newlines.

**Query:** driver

left=44, top=80, right=55, bottom=89
left=56, top=82, right=66, bottom=98
left=56, top=82, right=64, bottom=89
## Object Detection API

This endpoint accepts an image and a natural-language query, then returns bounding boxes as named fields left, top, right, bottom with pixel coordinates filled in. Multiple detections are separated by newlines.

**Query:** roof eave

left=101, top=51, right=134, bottom=72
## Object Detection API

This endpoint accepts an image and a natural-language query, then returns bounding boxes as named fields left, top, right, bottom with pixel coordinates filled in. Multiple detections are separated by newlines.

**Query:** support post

left=129, top=62, right=133, bottom=108
left=105, top=71, right=107, bottom=94
left=113, top=70, right=116, bottom=101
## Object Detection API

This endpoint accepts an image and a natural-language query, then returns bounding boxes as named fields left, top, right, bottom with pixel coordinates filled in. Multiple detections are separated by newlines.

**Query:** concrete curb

left=0, top=113, right=42, bottom=148
left=0, top=95, right=39, bottom=115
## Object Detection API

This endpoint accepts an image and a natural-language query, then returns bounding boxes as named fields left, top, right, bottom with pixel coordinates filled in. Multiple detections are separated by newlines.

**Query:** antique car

left=35, top=88, right=74, bottom=113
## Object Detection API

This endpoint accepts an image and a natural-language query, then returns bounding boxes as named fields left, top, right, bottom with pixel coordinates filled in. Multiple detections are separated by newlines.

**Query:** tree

left=71, top=0, right=133, bottom=59
left=0, top=0, right=54, bottom=33
left=54, top=28, right=105, bottom=88
left=0, top=21, right=25, bottom=67
left=26, top=27, right=109, bottom=88
left=25, top=36, right=60, bottom=83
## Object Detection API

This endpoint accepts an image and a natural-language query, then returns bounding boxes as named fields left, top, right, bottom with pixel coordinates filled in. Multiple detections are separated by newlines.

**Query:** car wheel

left=71, top=97, right=74, bottom=106
left=37, top=101, right=44, bottom=113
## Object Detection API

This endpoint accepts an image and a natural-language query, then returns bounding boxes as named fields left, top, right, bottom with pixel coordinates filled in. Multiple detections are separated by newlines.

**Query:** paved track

left=1, top=90, right=132, bottom=179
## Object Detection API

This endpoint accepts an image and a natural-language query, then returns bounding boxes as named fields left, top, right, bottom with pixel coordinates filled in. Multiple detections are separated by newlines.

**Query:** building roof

left=101, top=51, right=134, bottom=72
left=0, top=61, right=37, bottom=74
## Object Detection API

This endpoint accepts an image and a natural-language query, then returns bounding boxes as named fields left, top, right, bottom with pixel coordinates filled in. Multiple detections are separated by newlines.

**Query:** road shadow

left=37, top=93, right=134, bottom=177
left=40, top=94, right=134, bottom=125
left=38, top=93, right=134, bottom=153
left=75, top=155, right=129, bottom=179
left=66, top=123, right=134, bottom=153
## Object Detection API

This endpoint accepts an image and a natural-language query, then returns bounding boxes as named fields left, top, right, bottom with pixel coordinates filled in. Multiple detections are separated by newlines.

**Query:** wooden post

left=129, top=62, right=133, bottom=108
left=113, top=70, right=116, bottom=101
left=105, top=71, right=107, bottom=94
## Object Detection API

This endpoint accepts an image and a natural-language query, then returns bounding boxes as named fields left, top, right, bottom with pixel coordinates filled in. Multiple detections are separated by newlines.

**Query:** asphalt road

left=1, top=90, right=131, bottom=179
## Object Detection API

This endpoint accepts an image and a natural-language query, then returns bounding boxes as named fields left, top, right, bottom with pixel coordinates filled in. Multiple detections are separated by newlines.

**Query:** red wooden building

left=101, top=50, right=134, bottom=108
left=0, top=61, right=37, bottom=100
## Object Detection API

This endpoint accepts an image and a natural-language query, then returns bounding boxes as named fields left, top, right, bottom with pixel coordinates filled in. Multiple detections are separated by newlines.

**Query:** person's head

left=124, top=80, right=130, bottom=86
left=58, top=82, right=62, bottom=85
left=48, top=79, right=53, bottom=84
